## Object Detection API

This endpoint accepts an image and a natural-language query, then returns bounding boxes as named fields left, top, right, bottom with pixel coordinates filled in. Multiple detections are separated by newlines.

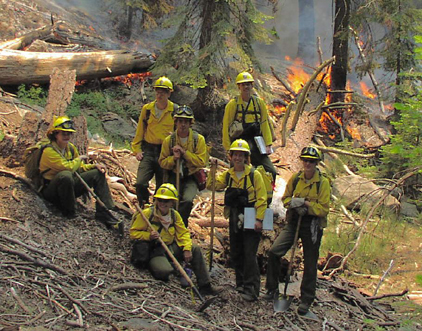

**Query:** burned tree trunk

left=331, top=0, right=351, bottom=104
left=0, top=49, right=154, bottom=85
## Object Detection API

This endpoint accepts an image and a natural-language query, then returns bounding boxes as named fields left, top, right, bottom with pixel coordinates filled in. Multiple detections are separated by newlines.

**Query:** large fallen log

left=0, top=49, right=154, bottom=85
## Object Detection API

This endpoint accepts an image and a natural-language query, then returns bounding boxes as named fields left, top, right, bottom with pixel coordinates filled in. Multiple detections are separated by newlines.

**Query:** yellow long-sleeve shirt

left=222, top=96, right=272, bottom=150
left=131, top=100, right=176, bottom=154
left=207, top=164, right=267, bottom=220
left=158, top=129, right=207, bottom=176
left=129, top=206, right=192, bottom=251
left=282, top=170, right=331, bottom=227
left=39, top=142, right=95, bottom=181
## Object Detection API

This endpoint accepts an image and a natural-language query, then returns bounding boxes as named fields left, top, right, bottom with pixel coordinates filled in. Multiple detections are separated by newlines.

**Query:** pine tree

left=152, top=0, right=274, bottom=121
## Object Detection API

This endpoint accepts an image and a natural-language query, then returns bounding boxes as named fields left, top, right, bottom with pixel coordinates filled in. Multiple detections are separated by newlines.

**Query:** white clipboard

left=254, top=136, right=267, bottom=154
left=244, top=207, right=273, bottom=230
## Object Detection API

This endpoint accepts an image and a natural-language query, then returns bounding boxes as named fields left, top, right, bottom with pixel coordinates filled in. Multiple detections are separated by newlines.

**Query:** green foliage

left=0, top=130, right=4, bottom=142
left=416, top=274, right=422, bottom=287
left=16, top=84, right=47, bottom=107
left=153, top=0, right=274, bottom=90
left=379, top=35, right=422, bottom=178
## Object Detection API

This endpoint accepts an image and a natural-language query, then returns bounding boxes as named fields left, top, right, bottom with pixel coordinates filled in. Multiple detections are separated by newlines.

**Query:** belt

left=142, top=141, right=162, bottom=151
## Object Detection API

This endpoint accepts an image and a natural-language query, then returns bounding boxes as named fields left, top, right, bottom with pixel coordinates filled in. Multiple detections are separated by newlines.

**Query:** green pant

left=266, top=215, right=323, bottom=305
left=229, top=211, right=261, bottom=297
left=42, top=169, right=114, bottom=215
left=136, top=145, right=163, bottom=205
left=148, top=242, right=211, bottom=287
left=167, top=173, right=198, bottom=227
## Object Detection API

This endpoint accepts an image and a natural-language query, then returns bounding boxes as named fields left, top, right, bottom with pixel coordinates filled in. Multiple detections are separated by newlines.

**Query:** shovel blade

left=274, top=295, right=293, bottom=312
left=196, top=296, right=217, bottom=312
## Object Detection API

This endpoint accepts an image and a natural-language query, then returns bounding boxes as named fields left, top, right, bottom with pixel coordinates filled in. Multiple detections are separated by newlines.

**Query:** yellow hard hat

left=229, top=139, right=251, bottom=155
left=300, top=146, right=322, bottom=161
left=153, top=76, right=173, bottom=90
left=235, top=72, right=254, bottom=84
left=154, top=183, right=179, bottom=201
left=173, top=105, right=194, bottom=120
left=48, top=116, right=76, bottom=133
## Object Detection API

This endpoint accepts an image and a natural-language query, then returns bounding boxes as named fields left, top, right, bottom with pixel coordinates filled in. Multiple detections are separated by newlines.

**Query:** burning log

left=270, top=66, right=297, bottom=98
left=0, top=49, right=154, bottom=85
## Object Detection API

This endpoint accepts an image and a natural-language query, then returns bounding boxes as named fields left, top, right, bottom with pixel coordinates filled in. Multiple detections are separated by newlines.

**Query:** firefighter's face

left=230, top=151, right=247, bottom=169
left=155, top=87, right=171, bottom=101
left=237, top=82, right=253, bottom=94
left=55, top=130, right=72, bottom=147
left=156, top=198, right=173, bottom=215
left=175, top=118, right=191, bottom=135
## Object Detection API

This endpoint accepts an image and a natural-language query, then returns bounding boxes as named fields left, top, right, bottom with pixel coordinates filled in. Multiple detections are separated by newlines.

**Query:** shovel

left=133, top=202, right=216, bottom=312
left=274, top=214, right=302, bottom=312
left=74, top=172, right=124, bottom=236
left=175, top=158, right=180, bottom=210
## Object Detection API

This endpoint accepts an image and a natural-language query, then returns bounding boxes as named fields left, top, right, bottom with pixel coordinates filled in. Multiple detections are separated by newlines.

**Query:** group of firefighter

left=38, top=72, right=330, bottom=316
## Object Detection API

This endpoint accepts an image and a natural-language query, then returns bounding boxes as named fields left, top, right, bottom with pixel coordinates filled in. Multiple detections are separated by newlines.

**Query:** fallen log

left=0, top=49, right=154, bottom=85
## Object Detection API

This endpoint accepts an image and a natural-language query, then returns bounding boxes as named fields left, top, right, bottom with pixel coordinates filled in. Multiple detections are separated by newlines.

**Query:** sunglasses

left=239, top=82, right=253, bottom=86
left=301, top=158, right=317, bottom=164
left=55, top=121, right=75, bottom=130
left=156, top=198, right=172, bottom=203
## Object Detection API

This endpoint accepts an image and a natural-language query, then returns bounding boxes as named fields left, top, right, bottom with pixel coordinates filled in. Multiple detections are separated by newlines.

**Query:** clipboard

left=244, top=207, right=273, bottom=230
left=254, top=136, right=267, bottom=154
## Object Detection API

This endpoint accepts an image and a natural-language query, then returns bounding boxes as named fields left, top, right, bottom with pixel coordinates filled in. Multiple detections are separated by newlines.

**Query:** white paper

left=244, top=207, right=274, bottom=230
left=254, top=136, right=267, bottom=154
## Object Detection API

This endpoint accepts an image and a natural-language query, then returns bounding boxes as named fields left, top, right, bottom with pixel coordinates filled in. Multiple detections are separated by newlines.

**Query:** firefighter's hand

left=173, top=145, right=185, bottom=156
left=173, top=148, right=181, bottom=160
left=150, top=230, right=159, bottom=240
left=79, top=155, right=89, bottom=161
left=210, top=157, right=218, bottom=166
left=95, top=163, right=107, bottom=174
left=295, top=206, right=308, bottom=217
left=183, top=250, right=192, bottom=263
left=290, top=197, right=305, bottom=208
left=266, top=146, right=273, bottom=155
left=135, top=152, right=144, bottom=161
left=254, top=220, right=263, bottom=232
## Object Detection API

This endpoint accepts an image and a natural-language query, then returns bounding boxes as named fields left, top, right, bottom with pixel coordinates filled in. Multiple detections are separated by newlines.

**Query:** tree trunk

left=0, top=49, right=154, bottom=85
left=330, top=0, right=351, bottom=104
left=297, top=0, right=316, bottom=63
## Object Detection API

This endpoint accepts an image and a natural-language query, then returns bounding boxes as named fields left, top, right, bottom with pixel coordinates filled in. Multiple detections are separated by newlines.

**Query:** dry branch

left=315, top=145, right=376, bottom=159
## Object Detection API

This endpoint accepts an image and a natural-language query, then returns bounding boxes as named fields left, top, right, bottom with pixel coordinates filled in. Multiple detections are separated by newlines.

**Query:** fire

left=359, top=81, right=376, bottom=99
left=272, top=104, right=286, bottom=115
left=285, top=55, right=291, bottom=61
left=286, top=58, right=310, bottom=94
left=346, top=125, right=361, bottom=140
left=103, top=72, right=152, bottom=86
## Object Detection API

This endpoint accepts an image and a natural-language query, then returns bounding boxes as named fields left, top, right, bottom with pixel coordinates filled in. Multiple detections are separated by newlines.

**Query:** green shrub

left=17, top=84, right=47, bottom=107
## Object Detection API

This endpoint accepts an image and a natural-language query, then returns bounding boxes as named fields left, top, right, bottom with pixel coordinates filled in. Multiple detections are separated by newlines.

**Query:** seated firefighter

left=158, top=105, right=207, bottom=227
left=39, top=116, right=122, bottom=230
left=129, top=183, right=219, bottom=295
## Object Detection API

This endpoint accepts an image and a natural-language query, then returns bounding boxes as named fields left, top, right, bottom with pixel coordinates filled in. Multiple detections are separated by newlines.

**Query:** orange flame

left=272, top=104, right=286, bottom=115
left=75, top=72, right=152, bottom=87
left=346, top=125, right=361, bottom=140
left=286, top=58, right=310, bottom=94
left=359, top=81, right=376, bottom=99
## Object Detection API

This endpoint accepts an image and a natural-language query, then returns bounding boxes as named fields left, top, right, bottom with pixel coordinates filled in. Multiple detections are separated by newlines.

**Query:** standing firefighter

left=39, top=116, right=120, bottom=229
left=263, top=146, right=330, bottom=315
left=222, top=71, right=277, bottom=182
left=130, top=183, right=220, bottom=296
left=207, top=139, right=267, bottom=302
left=132, top=76, right=177, bottom=206
left=158, top=105, right=207, bottom=227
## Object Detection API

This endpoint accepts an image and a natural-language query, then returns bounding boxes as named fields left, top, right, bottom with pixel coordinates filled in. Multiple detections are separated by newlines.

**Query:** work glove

left=290, top=197, right=305, bottom=209
left=295, top=206, right=308, bottom=217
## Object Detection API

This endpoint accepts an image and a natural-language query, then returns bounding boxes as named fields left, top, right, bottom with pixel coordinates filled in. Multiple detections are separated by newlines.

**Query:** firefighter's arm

left=42, top=147, right=82, bottom=173
left=174, top=211, right=192, bottom=251
left=282, top=175, right=296, bottom=208
left=258, top=98, right=272, bottom=146
left=131, top=105, right=147, bottom=154
left=253, top=171, right=267, bottom=221
left=158, top=136, right=176, bottom=170
left=222, top=100, right=236, bottom=151
left=307, top=178, right=331, bottom=217
left=207, top=168, right=228, bottom=191
left=184, top=135, right=207, bottom=168
left=129, top=210, right=152, bottom=241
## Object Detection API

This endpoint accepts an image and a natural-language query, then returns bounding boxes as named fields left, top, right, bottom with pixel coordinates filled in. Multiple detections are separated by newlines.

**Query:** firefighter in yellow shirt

left=222, top=71, right=277, bottom=181
left=207, top=139, right=267, bottom=302
left=129, top=183, right=219, bottom=295
left=131, top=77, right=177, bottom=206
left=158, top=106, right=207, bottom=227
left=263, top=146, right=330, bottom=316
left=39, top=116, right=121, bottom=231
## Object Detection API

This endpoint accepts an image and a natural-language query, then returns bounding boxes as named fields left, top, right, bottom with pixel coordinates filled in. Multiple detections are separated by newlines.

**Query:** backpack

left=225, top=165, right=274, bottom=204
left=24, top=140, right=75, bottom=191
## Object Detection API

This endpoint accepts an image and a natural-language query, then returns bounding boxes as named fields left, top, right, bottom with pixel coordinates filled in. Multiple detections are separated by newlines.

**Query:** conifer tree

left=153, top=0, right=274, bottom=121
